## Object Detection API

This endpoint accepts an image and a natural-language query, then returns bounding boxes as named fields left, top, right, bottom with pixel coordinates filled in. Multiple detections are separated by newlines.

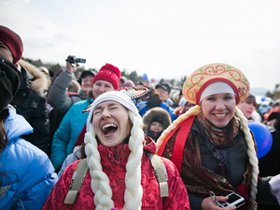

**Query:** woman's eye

left=224, top=96, right=234, bottom=100
left=206, top=97, right=215, bottom=101
left=93, top=110, right=101, bottom=115
left=110, top=106, right=118, bottom=110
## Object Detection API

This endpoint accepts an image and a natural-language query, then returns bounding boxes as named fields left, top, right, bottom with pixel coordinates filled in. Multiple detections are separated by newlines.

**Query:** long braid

left=123, top=111, right=144, bottom=210
left=156, top=105, right=201, bottom=151
left=85, top=128, right=114, bottom=209
left=235, top=107, right=259, bottom=208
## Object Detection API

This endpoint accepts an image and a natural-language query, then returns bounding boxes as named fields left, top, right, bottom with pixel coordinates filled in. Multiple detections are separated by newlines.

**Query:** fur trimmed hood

left=142, top=107, right=172, bottom=132
left=18, top=59, right=49, bottom=97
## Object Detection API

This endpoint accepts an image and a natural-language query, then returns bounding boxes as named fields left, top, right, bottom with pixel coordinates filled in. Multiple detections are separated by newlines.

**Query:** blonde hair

left=157, top=105, right=201, bottom=150
left=85, top=110, right=144, bottom=210
left=156, top=105, right=259, bottom=205
left=235, top=107, right=259, bottom=206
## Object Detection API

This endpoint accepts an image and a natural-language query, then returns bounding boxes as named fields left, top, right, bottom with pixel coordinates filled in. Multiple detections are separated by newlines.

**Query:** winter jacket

left=0, top=106, right=57, bottom=210
left=43, top=139, right=190, bottom=209
left=51, top=99, right=93, bottom=170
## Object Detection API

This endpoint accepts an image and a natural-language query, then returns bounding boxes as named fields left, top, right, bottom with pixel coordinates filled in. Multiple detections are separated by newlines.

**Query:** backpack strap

left=64, top=158, right=88, bottom=204
left=64, top=154, right=169, bottom=205
left=147, top=153, right=169, bottom=197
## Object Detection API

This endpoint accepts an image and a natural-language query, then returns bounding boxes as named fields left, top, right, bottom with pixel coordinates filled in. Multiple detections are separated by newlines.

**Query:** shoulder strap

left=64, top=158, right=88, bottom=205
left=147, top=153, right=169, bottom=197
left=171, top=116, right=195, bottom=172
left=157, top=116, right=195, bottom=172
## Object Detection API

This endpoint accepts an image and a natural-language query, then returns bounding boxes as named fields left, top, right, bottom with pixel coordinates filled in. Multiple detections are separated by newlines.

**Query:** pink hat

left=92, top=63, right=121, bottom=89
left=0, top=25, right=23, bottom=64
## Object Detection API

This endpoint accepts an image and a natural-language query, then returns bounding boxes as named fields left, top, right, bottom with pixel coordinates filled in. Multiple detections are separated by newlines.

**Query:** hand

left=201, top=195, right=236, bottom=210
left=66, top=61, right=77, bottom=73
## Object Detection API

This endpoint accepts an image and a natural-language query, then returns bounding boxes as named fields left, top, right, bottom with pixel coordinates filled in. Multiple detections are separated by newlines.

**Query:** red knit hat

left=92, top=63, right=121, bottom=89
left=0, top=25, right=23, bottom=64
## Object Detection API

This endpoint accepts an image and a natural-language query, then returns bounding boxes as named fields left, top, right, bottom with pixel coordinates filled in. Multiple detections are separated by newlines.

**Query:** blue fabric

left=137, top=101, right=177, bottom=121
left=51, top=99, right=92, bottom=170
left=0, top=106, right=57, bottom=210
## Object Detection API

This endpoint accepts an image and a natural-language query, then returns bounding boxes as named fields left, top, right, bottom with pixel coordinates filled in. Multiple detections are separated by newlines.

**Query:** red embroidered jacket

left=43, top=139, right=190, bottom=210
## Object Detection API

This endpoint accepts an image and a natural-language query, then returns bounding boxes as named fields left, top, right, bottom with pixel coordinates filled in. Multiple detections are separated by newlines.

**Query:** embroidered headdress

left=182, top=63, right=250, bottom=104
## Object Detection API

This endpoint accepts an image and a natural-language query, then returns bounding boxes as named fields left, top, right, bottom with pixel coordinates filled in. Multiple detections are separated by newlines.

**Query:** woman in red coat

left=43, top=91, right=190, bottom=210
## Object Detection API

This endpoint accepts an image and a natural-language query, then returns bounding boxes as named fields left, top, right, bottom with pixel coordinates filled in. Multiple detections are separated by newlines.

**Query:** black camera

left=65, top=55, right=86, bottom=65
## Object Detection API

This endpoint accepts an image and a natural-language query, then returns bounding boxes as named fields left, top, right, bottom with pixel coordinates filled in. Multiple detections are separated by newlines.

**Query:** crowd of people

left=1, top=24, right=280, bottom=210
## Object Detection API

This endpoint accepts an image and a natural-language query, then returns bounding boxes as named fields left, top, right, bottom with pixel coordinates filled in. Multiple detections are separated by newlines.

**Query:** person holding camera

left=157, top=63, right=279, bottom=210
left=47, top=56, right=95, bottom=140
left=47, top=55, right=93, bottom=113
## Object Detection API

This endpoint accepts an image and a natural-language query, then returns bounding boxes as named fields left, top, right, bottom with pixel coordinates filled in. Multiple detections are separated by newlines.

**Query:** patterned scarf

left=197, top=114, right=240, bottom=147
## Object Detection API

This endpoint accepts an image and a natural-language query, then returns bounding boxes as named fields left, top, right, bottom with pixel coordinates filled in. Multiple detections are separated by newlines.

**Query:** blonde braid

left=123, top=111, right=144, bottom=210
left=85, top=129, right=114, bottom=209
left=235, top=107, right=259, bottom=207
left=156, top=105, right=201, bottom=151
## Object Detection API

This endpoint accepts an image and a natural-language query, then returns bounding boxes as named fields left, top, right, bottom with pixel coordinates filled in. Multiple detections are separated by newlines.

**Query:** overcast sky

left=1, top=0, right=280, bottom=91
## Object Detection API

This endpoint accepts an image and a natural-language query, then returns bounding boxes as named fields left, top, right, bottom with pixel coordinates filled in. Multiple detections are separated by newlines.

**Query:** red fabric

left=0, top=25, right=23, bottom=63
left=172, top=116, right=195, bottom=172
left=67, top=92, right=80, bottom=97
left=43, top=140, right=190, bottom=210
left=157, top=116, right=195, bottom=172
left=236, top=183, right=250, bottom=210
left=75, top=125, right=86, bottom=146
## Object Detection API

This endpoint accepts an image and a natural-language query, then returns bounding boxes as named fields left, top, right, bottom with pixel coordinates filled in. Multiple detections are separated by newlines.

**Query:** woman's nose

left=215, top=100, right=226, bottom=109
left=101, top=109, right=111, bottom=118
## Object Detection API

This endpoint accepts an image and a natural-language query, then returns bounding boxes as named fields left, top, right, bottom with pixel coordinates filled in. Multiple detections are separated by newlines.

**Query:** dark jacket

left=11, top=64, right=51, bottom=155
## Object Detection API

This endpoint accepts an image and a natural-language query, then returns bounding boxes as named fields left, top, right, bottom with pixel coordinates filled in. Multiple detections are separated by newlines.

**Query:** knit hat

left=200, top=81, right=235, bottom=102
left=92, top=63, right=121, bottom=89
left=0, top=25, right=23, bottom=64
left=183, top=63, right=249, bottom=105
left=88, top=91, right=140, bottom=127
left=0, top=58, right=21, bottom=112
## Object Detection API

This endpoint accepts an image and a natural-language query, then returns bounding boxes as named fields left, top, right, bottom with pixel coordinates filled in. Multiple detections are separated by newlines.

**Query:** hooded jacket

left=143, top=107, right=172, bottom=141
left=0, top=106, right=57, bottom=210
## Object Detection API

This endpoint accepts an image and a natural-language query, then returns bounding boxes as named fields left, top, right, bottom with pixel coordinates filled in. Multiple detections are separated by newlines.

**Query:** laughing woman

left=43, top=91, right=190, bottom=210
